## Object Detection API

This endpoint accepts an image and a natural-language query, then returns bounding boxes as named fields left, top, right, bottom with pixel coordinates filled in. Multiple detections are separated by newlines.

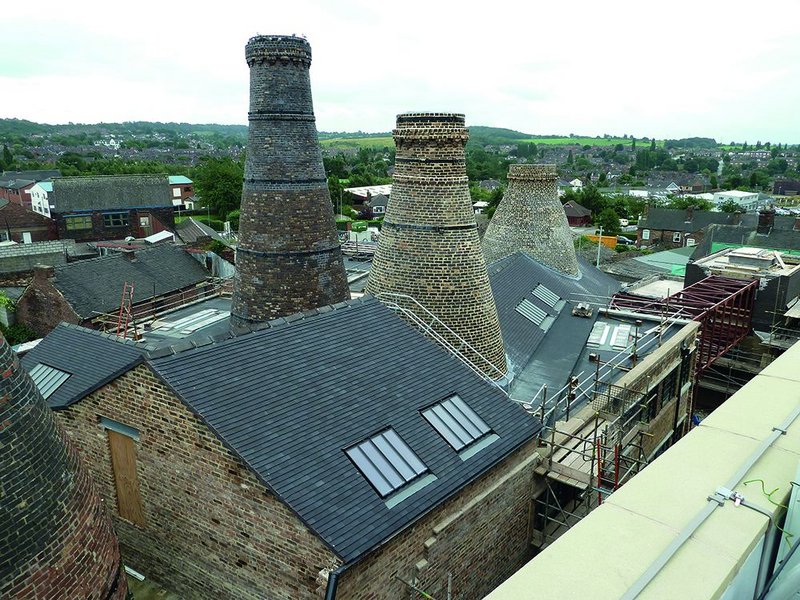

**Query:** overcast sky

left=4, top=1, right=798, bottom=143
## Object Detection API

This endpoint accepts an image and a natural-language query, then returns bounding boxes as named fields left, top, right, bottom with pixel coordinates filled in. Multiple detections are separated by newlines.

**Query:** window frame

left=64, top=215, right=93, bottom=230
left=422, top=395, right=492, bottom=453
left=102, top=212, right=129, bottom=228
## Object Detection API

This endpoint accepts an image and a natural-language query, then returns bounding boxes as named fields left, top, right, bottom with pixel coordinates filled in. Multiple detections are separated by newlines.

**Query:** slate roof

left=51, top=174, right=173, bottom=212
left=149, top=297, right=540, bottom=563
left=21, top=323, right=144, bottom=409
left=0, top=200, right=52, bottom=228
left=639, top=208, right=756, bottom=233
left=562, top=200, right=591, bottom=217
left=49, top=244, right=210, bottom=319
left=488, top=252, right=620, bottom=399
left=0, top=178, right=34, bottom=190
left=174, top=217, right=228, bottom=245
left=2, top=169, right=61, bottom=182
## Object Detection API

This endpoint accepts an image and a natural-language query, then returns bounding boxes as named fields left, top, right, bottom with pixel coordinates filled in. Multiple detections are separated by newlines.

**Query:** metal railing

left=374, top=291, right=507, bottom=389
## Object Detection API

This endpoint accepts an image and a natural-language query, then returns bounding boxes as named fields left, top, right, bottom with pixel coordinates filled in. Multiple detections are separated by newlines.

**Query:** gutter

left=324, top=563, right=349, bottom=600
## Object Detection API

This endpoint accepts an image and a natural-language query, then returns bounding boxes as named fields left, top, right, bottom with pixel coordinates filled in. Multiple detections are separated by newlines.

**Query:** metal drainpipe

left=620, top=403, right=800, bottom=599
left=324, top=564, right=349, bottom=600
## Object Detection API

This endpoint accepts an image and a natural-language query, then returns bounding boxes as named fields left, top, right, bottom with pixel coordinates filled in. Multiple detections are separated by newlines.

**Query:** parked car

left=617, top=235, right=635, bottom=245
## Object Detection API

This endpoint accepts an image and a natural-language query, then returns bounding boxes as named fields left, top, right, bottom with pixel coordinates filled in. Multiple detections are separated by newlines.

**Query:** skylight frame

left=422, top=395, right=492, bottom=452
left=28, top=363, right=71, bottom=400
left=345, top=428, right=428, bottom=498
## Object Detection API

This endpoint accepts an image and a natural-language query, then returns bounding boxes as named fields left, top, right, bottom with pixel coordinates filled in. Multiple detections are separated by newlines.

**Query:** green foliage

left=596, top=207, right=622, bottom=235
left=0, top=292, right=15, bottom=312
left=190, top=157, right=244, bottom=217
left=663, top=137, right=717, bottom=150
left=226, top=209, right=240, bottom=230
left=203, top=239, right=228, bottom=255
left=718, top=199, right=741, bottom=213
left=1, top=322, right=36, bottom=346
left=664, top=197, right=714, bottom=211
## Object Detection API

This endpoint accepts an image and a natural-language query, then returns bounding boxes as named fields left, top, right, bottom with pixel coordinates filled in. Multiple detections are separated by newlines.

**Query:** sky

left=3, top=0, right=799, bottom=143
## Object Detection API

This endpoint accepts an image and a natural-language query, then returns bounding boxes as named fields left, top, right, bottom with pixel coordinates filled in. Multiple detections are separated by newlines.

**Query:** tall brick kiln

left=230, top=35, right=349, bottom=332
left=0, top=335, right=126, bottom=599
left=366, top=113, right=507, bottom=376
left=482, top=164, right=580, bottom=276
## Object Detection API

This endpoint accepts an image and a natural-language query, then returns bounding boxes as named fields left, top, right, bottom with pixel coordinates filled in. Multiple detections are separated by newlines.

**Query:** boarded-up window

left=102, top=418, right=145, bottom=527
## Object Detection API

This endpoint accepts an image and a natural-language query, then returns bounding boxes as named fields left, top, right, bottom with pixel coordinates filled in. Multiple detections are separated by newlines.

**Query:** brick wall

left=483, top=164, right=580, bottom=276
left=15, top=267, right=80, bottom=337
left=231, top=35, right=348, bottom=331
left=55, top=363, right=339, bottom=599
left=366, top=113, right=507, bottom=377
left=0, top=333, right=126, bottom=600
left=337, top=439, right=541, bottom=600
left=56, top=359, right=545, bottom=599
left=53, top=207, right=175, bottom=242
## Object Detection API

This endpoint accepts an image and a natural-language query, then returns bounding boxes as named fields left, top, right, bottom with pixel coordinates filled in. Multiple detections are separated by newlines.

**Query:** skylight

left=346, top=429, right=428, bottom=497
left=516, top=298, right=547, bottom=325
left=28, top=363, right=71, bottom=400
left=423, top=395, right=491, bottom=452
left=532, top=284, right=561, bottom=308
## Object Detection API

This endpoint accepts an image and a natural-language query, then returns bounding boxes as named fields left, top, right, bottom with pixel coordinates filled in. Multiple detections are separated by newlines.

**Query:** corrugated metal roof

left=150, top=297, right=540, bottom=562
left=168, top=175, right=193, bottom=185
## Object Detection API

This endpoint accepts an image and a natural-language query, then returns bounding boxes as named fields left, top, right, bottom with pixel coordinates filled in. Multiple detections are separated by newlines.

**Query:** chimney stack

left=0, top=334, right=127, bottom=598
left=757, top=206, right=776, bottom=235
left=483, top=164, right=580, bottom=276
left=366, top=113, right=506, bottom=377
left=230, top=35, right=349, bottom=333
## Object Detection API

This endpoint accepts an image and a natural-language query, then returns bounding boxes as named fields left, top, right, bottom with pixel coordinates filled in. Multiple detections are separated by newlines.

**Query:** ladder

left=116, top=282, right=135, bottom=338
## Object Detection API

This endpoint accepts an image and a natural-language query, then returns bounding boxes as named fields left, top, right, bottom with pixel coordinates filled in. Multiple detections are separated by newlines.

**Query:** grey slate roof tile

left=50, top=244, right=210, bottom=319
left=51, top=174, right=173, bottom=212
left=489, top=252, right=620, bottom=375
left=150, top=297, right=540, bottom=563
left=21, top=323, right=144, bottom=409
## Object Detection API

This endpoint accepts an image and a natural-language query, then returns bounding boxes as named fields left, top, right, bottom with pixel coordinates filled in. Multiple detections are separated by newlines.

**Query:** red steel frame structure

left=611, top=276, right=757, bottom=429
left=611, top=275, right=758, bottom=373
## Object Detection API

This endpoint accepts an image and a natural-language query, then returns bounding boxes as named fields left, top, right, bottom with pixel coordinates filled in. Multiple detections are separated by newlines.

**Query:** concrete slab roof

left=486, top=340, right=800, bottom=600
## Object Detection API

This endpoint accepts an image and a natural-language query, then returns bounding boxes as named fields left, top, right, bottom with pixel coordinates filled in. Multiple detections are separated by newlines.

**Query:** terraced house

left=48, top=174, right=175, bottom=241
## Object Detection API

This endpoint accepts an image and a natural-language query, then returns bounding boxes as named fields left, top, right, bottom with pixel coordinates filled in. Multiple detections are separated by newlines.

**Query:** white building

left=713, top=190, right=760, bottom=211
left=29, top=181, right=53, bottom=217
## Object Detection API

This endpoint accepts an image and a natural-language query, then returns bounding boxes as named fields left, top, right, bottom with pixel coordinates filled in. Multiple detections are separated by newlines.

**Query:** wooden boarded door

left=107, top=429, right=145, bottom=526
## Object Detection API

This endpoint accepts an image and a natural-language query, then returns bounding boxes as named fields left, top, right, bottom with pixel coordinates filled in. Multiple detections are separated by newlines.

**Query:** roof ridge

left=57, top=322, right=145, bottom=349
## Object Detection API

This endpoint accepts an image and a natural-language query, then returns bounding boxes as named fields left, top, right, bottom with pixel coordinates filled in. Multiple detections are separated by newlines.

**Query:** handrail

left=375, top=292, right=506, bottom=391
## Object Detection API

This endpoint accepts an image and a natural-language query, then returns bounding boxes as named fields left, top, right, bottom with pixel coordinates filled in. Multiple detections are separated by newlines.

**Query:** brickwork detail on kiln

left=231, top=35, right=349, bottom=331
left=366, top=113, right=507, bottom=376
left=483, top=164, right=581, bottom=276
left=0, top=333, right=126, bottom=600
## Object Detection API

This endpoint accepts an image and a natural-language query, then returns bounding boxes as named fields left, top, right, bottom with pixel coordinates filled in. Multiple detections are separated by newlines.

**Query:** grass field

left=320, top=136, right=394, bottom=149
left=518, top=136, right=664, bottom=147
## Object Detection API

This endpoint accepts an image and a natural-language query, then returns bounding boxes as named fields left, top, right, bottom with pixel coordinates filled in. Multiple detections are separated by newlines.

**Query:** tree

left=710, top=174, right=718, bottom=189
left=1, top=144, right=12, bottom=170
left=596, top=207, right=621, bottom=235
left=190, top=156, right=244, bottom=216
left=718, top=199, right=741, bottom=213
left=566, top=149, right=574, bottom=165
left=650, top=138, right=656, bottom=151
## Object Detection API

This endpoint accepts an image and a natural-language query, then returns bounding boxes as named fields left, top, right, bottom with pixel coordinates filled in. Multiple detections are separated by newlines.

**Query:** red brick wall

left=336, top=439, right=541, bottom=600
left=55, top=364, right=339, bottom=600
left=16, top=269, right=80, bottom=337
